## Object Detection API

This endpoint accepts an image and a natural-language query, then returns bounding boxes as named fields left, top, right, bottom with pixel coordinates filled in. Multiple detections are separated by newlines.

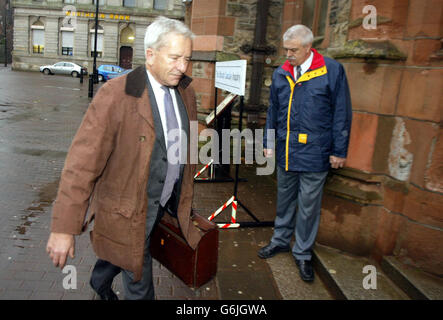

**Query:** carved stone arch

left=120, top=24, right=135, bottom=46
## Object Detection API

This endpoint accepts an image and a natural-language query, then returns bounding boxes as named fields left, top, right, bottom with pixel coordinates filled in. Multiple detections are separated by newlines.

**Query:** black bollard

left=88, top=74, right=93, bottom=98
left=80, top=69, right=83, bottom=84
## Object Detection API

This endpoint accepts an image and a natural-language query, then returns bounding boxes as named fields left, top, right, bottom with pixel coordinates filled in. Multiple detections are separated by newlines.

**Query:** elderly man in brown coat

left=46, top=16, right=203, bottom=300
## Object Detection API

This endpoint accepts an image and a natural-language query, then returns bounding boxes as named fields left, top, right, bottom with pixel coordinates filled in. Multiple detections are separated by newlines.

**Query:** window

left=93, top=0, right=105, bottom=5
left=90, top=24, right=104, bottom=58
left=62, top=47, right=73, bottom=56
left=123, top=0, right=136, bottom=7
left=154, top=0, right=168, bottom=10
left=61, top=31, right=74, bottom=56
left=64, top=0, right=75, bottom=4
left=31, top=20, right=45, bottom=54
left=90, top=33, right=104, bottom=57
left=301, top=0, right=329, bottom=37
left=120, top=26, right=135, bottom=45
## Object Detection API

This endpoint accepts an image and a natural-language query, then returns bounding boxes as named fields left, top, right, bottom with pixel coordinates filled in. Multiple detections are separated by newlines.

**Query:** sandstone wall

left=315, top=0, right=442, bottom=276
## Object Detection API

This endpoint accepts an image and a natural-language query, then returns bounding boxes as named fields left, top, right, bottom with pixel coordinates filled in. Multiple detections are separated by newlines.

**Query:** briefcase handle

left=191, top=211, right=217, bottom=232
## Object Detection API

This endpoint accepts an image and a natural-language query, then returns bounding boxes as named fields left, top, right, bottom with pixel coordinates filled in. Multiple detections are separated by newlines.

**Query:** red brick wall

left=318, top=0, right=443, bottom=275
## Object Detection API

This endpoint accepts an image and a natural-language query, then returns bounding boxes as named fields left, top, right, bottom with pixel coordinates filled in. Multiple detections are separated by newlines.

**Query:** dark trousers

left=90, top=206, right=164, bottom=300
left=271, top=166, right=328, bottom=261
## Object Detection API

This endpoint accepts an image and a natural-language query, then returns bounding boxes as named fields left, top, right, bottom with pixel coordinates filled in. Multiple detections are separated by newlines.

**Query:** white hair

left=283, top=24, right=314, bottom=46
left=144, top=16, right=195, bottom=52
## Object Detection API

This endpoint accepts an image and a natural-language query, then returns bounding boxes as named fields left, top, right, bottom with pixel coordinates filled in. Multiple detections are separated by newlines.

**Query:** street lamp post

left=88, top=0, right=100, bottom=98
left=3, top=0, right=9, bottom=67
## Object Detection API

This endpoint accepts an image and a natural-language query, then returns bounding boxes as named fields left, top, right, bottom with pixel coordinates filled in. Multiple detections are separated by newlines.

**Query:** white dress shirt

left=146, top=70, right=182, bottom=147
left=295, top=51, right=314, bottom=80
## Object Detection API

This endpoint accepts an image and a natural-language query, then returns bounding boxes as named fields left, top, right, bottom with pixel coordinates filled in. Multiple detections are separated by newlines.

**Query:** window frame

left=153, top=0, right=168, bottom=11
left=300, top=0, right=329, bottom=38
left=31, top=26, right=45, bottom=55
left=61, top=28, right=74, bottom=56
left=123, top=0, right=136, bottom=8
left=90, top=24, right=104, bottom=58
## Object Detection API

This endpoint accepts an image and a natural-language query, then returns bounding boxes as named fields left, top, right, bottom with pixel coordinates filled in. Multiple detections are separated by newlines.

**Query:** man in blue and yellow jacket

left=258, top=25, right=352, bottom=282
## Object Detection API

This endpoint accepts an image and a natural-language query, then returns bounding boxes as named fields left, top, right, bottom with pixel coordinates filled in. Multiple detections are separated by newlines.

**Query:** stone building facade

left=188, top=0, right=443, bottom=276
left=187, top=0, right=286, bottom=121
left=11, top=0, right=185, bottom=72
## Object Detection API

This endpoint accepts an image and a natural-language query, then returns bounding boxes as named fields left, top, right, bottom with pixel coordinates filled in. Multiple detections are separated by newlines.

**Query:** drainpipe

left=241, top=0, right=275, bottom=125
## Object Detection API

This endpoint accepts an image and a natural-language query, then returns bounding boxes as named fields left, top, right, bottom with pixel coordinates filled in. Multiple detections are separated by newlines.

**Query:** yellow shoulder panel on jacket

left=296, top=65, right=327, bottom=84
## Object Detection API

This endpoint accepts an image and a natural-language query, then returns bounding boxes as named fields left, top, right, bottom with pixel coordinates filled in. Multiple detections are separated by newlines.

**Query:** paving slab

left=266, top=252, right=334, bottom=300
left=217, top=228, right=281, bottom=300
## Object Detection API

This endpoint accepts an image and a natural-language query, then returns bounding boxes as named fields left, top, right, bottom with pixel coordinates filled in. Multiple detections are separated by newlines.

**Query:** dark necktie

left=162, top=85, right=179, bottom=146
left=296, top=65, right=302, bottom=80
left=160, top=85, right=181, bottom=207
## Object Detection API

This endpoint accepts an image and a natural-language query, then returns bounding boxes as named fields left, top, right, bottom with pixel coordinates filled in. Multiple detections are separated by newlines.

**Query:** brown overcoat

left=51, top=66, right=202, bottom=281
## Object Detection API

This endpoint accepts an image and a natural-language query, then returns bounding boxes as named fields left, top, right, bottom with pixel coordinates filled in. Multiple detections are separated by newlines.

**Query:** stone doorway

left=119, top=46, right=133, bottom=69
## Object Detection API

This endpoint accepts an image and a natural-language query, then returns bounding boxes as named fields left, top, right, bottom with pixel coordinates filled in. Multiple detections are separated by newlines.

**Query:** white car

left=40, top=62, right=88, bottom=78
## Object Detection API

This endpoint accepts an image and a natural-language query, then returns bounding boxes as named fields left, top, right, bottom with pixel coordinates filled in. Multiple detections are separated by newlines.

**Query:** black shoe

left=258, top=242, right=290, bottom=259
left=90, top=279, right=119, bottom=301
left=97, top=288, right=119, bottom=300
left=295, top=258, right=314, bottom=282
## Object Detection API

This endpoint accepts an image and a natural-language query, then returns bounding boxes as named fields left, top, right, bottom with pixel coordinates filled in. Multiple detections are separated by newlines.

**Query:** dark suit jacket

left=144, top=71, right=189, bottom=220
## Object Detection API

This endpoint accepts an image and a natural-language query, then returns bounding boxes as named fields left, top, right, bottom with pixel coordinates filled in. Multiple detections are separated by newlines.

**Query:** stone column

left=134, top=23, right=147, bottom=66
left=44, top=17, right=59, bottom=57
left=189, top=0, right=283, bottom=126
left=12, top=14, right=29, bottom=56
left=103, top=21, right=118, bottom=63
left=107, top=0, right=121, bottom=6
left=138, top=0, right=153, bottom=9
left=189, top=0, right=235, bottom=116
left=73, top=19, right=88, bottom=58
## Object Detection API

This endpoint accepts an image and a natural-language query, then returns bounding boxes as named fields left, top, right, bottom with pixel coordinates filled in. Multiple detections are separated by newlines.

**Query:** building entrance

left=119, top=46, right=133, bottom=69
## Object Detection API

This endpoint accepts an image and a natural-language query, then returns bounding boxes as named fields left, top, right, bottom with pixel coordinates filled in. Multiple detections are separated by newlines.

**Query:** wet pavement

left=0, top=67, right=333, bottom=300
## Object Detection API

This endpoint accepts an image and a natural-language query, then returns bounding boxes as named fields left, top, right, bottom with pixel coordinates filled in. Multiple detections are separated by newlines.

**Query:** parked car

left=97, top=64, right=128, bottom=82
left=40, top=62, right=87, bottom=78
left=106, top=68, right=133, bottom=81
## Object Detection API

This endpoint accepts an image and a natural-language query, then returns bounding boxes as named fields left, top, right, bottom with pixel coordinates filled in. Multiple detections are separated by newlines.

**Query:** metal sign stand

left=208, top=96, right=274, bottom=228
left=194, top=87, right=234, bottom=183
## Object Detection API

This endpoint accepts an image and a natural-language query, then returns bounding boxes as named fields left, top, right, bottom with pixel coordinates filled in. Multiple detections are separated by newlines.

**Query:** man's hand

left=329, top=155, right=346, bottom=169
left=46, top=232, right=75, bottom=269
left=264, top=148, right=274, bottom=158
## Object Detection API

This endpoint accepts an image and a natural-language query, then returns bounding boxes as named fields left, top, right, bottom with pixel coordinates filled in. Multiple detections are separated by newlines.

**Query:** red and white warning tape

left=208, top=196, right=240, bottom=229
left=218, top=200, right=239, bottom=228
left=194, top=159, right=214, bottom=179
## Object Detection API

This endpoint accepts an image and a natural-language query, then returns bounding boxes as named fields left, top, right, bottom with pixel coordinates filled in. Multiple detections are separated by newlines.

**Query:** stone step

left=265, top=252, right=334, bottom=300
left=312, top=244, right=409, bottom=300
left=380, top=256, right=443, bottom=300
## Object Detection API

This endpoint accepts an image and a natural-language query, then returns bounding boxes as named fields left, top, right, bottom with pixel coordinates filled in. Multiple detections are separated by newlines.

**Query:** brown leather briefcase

left=149, top=212, right=219, bottom=289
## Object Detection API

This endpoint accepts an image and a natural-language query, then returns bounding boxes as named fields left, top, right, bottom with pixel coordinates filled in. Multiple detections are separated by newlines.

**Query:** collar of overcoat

left=124, top=65, right=193, bottom=130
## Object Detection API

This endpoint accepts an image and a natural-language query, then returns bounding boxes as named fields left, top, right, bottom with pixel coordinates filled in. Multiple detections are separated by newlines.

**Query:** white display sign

left=215, top=60, right=247, bottom=96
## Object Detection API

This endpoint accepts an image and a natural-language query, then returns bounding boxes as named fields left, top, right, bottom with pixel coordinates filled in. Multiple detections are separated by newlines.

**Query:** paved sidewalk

left=0, top=69, right=275, bottom=300
left=0, top=69, right=332, bottom=300
left=0, top=70, right=216, bottom=300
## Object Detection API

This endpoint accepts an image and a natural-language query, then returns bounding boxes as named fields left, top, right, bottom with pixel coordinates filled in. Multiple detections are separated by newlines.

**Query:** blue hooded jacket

left=264, top=49, right=352, bottom=172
